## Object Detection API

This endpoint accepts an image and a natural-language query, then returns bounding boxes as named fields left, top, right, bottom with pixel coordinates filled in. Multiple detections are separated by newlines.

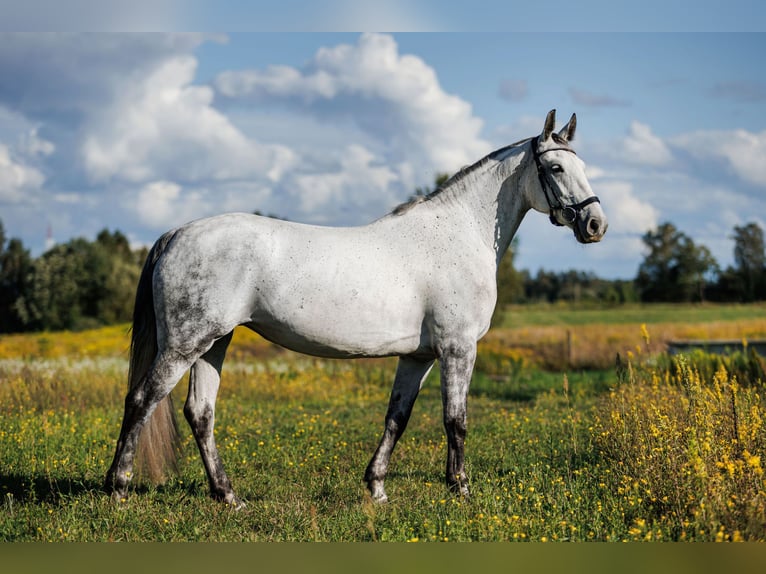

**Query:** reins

left=530, top=136, right=600, bottom=227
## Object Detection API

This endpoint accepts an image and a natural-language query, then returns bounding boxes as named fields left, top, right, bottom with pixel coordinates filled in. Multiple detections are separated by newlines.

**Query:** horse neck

left=433, top=146, right=532, bottom=267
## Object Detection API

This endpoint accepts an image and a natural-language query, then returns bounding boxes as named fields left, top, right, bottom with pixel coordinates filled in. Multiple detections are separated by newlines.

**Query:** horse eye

left=551, top=164, right=563, bottom=173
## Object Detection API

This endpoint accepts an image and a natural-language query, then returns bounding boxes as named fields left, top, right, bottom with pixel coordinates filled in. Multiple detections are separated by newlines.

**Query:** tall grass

left=594, top=348, right=766, bottom=541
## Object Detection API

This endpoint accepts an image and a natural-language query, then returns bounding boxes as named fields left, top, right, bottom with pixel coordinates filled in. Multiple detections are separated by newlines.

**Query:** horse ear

left=542, top=109, right=556, bottom=141
left=558, top=113, right=577, bottom=142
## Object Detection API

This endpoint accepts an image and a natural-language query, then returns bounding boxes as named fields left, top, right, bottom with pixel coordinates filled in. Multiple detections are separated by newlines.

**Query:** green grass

left=0, top=357, right=613, bottom=541
left=496, top=302, right=766, bottom=328
left=1, top=305, right=765, bottom=541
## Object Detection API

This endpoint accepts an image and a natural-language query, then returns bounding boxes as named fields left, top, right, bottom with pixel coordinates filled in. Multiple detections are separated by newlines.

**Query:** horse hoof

left=109, top=491, right=129, bottom=505
left=366, top=481, right=388, bottom=504
left=372, top=492, right=388, bottom=504
left=447, top=479, right=470, bottom=499
left=225, top=495, right=246, bottom=511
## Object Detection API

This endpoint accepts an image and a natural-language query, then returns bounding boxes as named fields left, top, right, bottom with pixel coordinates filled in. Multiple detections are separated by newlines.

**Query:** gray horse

left=105, top=110, right=607, bottom=508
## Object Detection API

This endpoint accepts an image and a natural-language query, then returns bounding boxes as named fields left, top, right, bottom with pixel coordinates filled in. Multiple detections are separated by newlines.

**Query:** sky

left=0, top=16, right=765, bottom=279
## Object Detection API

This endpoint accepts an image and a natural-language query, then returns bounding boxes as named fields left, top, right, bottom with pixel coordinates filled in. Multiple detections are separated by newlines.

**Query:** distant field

left=486, top=303, right=766, bottom=371
left=497, top=302, right=766, bottom=328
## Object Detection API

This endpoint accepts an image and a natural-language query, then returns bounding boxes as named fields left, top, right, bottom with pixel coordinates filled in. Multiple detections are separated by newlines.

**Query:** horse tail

left=130, top=230, right=181, bottom=484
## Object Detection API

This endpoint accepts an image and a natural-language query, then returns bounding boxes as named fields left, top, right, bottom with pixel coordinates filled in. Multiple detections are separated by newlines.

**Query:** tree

left=636, top=222, right=719, bottom=302
left=732, top=222, right=766, bottom=302
left=0, top=220, right=34, bottom=333
left=0, top=220, right=149, bottom=333
left=95, top=229, right=143, bottom=324
left=19, top=230, right=144, bottom=331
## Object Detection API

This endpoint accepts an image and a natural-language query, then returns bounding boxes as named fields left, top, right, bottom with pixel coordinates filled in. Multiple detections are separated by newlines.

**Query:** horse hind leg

left=183, top=332, right=244, bottom=509
left=364, top=356, right=434, bottom=503
left=105, top=351, right=192, bottom=501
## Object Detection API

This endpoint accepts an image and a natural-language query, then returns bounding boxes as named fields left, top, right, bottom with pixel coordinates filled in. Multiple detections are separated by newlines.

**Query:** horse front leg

left=439, top=342, right=476, bottom=498
left=365, top=356, right=435, bottom=503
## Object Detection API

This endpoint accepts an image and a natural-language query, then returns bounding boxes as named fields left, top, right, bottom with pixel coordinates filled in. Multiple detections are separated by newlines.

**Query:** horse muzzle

left=574, top=210, right=608, bottom=244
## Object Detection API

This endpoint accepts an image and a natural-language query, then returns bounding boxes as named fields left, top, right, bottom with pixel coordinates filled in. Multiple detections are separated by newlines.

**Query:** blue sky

left=1, top=29, right=765, bottom=278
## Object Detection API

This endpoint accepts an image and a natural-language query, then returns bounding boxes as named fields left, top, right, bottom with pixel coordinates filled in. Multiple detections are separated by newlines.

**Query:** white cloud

left=132, top=179, right=220, bottom=230
left=0, top=34, right=214, bottom=118
left=215, top=33, right=490, bottom=174
left=620, top=121, right=673, bottom=166
left=290, top=144, right=398, bottom=215
left=18, top=127, right=55, bottom=157
left=672, top=128, right=766, bottom=187
left=82, top=55, right=296, bottom=185
left=130, top=179, right=281, bottom=231
left=0, top=109, right=54, bottom=204
left=1, top=33, right=493, bottom=247
left=0, top=142, right=46, bottom=203
left=585, top=165, right=607, bottom=180
left=595, top=180, right=659, bottom=235
left=134, top=180, right=183, bottom=227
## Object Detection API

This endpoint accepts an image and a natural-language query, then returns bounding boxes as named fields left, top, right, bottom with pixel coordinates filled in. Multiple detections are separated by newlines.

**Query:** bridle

left=530, top=136, right=600, bottom=227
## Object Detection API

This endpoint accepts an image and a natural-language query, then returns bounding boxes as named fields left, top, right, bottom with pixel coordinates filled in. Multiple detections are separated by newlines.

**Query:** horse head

left=528, top=110, right=607, bottom=244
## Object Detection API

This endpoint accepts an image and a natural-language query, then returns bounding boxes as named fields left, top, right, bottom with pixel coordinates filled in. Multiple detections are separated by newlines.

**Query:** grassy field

left=497, top=301, right=766, bottom=327
left=1, top=303, right=765, bottom=541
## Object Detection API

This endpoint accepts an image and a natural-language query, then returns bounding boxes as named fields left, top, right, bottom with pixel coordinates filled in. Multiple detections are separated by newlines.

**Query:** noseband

left=531, top=136, right=600, bottom=227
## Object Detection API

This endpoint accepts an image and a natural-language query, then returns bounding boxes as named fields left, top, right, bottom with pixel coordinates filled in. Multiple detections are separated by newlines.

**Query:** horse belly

left=249, top=280, right=426, bottom=358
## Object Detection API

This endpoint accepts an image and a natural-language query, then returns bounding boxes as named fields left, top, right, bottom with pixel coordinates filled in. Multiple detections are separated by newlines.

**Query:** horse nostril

left=587, top=218, right=601, bottom=236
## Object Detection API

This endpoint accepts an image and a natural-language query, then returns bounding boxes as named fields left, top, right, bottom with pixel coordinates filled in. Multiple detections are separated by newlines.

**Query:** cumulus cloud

left=134, top=180, right=181, bottom=227
left=595, top=180, right=659, bottom=235
left=575, top=122, right=766, bottom=275
left=672, top=128, right=766, bottom=187
left=620, top=121, right=673, bottom=166
left=82, top=55, right=296, bottom=185
left=0, top=123, right=54, bottom=204
left=17, top=127, right=55, bottom=158
left=129, top=179, right=281, bottom=231
left=290, top=144, right=398, bottom=215
left=0, top=33, right=493, bottom=251
left=0, top=33, right=214, bottom=119
left=0, top=143, right=47, bottom=203
left=215, top=33, right=490, bottom=174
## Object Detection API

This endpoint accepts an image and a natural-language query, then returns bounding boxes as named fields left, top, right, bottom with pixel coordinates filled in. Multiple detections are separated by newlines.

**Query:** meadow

left=1, top=303, right=765, bottom=541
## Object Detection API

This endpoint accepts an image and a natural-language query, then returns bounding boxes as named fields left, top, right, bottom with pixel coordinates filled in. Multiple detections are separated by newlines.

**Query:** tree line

left=0, top=216, right=764, bottom=334
left=497, top=220, right=765, bottom=306
left=503, top=221, right=764, bottom=306
left=0, top=221, right=146, bottom=333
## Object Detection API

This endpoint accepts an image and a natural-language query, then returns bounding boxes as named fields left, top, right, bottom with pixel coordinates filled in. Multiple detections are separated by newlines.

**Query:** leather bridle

left=530, top=136, right=601, bottom=227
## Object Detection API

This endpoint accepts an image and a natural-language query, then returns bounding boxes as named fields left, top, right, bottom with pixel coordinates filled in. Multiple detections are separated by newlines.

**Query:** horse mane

left=390, top=137, right=535, bottom=216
